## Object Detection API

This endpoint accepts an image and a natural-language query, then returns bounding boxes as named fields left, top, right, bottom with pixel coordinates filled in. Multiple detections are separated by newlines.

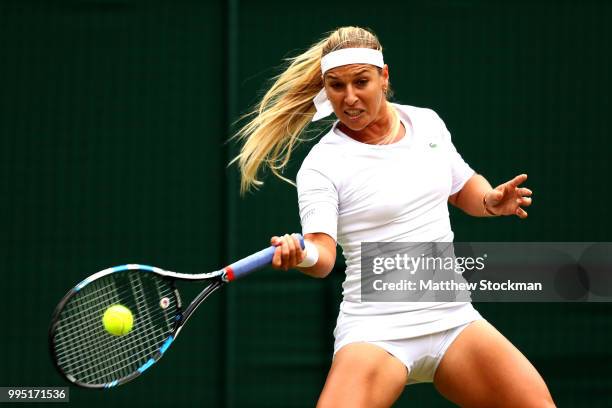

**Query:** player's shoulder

left=396, top=103, right=451, bottom=138
left=299, top=126, right=346, bottom=172
left=393, top=103, right=443, bottom=123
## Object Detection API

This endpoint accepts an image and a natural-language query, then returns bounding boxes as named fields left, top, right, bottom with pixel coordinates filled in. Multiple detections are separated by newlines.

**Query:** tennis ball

left=102, top=304, right=134, bottom=336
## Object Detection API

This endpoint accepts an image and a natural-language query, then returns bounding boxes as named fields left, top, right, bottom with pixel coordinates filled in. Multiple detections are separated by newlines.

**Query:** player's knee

left=539, top=395, right=556, bottom=408
left=315, top=396, right=338, bottom=408
left=522, top=392, right=556, bottom=408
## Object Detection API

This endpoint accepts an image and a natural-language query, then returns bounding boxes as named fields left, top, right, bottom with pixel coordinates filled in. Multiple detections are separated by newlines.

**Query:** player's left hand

left=484, top=174, right=533, bottom=218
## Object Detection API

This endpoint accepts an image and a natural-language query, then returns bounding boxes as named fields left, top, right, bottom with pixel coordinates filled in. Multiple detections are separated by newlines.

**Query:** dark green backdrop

left=1, top=0, right=610, bottom=406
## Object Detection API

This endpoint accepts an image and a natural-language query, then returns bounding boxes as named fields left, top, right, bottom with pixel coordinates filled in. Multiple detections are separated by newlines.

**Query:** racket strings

left=99, top=272, right=168, bottom=380
left=89, top=273, right=172, bottom=381
left=57, top=273, right=175, bottom=384
left=76, top=275, right=166, bottom=383
left=53, top=273, right=176, bottom=353
left=55, top=279, right=150, bottom=327
left=54, top=305, right=173, bottom=362
left=53, top=278, right=169, bottom=334
left=54, top=289, right=174, bottom=375
left=52, top=271, right=179, bottom=385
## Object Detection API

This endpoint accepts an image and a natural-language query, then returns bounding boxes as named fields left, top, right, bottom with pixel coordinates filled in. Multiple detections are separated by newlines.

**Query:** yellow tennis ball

left=102, top=304, right=134, bottom=336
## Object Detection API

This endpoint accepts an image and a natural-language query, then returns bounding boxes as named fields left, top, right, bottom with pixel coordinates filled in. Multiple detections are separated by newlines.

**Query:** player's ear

left=381, top=64, right=389, bottom=86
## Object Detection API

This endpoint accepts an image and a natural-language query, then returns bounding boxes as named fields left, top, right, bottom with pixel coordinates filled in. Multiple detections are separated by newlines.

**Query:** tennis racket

left=49, top=234, right=304, bottom=389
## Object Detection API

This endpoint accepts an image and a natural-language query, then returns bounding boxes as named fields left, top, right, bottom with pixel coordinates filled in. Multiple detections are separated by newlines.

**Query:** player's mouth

left=344, top=109, right=364, bottom=120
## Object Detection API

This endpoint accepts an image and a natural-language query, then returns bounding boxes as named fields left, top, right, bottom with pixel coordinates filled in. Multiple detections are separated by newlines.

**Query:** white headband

left=321, top=48, right=384, bottom=75
left=312, top=48, right=385, bottom=121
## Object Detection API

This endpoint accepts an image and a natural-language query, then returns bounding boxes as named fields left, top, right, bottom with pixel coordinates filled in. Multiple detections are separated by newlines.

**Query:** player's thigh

left=433, top=320, right=556, bottom=408
left=317, top=342, right=408, bottom=408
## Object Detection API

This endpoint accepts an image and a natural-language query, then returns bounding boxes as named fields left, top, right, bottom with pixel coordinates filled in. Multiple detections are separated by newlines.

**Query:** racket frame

left=48, top=265, right=227, bottom=389
left=48, top=234, right=304, bottom=389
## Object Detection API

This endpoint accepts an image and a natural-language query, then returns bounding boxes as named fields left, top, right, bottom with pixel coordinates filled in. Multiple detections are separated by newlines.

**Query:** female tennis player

left=233, top=26, right=555, bottom=408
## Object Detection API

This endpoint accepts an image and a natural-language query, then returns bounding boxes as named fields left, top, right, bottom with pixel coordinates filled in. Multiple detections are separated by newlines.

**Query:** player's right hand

left=270, top=233, right=306, bottom=271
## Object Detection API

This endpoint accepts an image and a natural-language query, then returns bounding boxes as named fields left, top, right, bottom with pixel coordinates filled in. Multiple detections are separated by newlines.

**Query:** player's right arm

left=271, top=232, right=336, bottom=278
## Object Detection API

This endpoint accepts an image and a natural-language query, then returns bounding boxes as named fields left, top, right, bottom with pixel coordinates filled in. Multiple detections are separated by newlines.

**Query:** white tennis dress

left=297, top=104, right=483, bottom=383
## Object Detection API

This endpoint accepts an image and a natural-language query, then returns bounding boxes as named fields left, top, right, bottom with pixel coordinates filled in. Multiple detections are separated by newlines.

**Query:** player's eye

left=356, top=79, right=368, bottom=87
left=329, top=82, right=343, bottom=90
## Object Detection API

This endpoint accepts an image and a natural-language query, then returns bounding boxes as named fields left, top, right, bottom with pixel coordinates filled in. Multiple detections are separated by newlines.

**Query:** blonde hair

left=231, top=26, right=393, bottom=194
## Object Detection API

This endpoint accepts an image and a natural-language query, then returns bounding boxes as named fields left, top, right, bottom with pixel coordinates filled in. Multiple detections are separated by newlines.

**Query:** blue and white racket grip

left=224, top=234, right=305, bottom=281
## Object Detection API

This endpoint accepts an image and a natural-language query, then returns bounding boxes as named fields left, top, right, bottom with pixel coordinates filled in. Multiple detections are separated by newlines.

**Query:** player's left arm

left=448, top=173, right=533, bottom=218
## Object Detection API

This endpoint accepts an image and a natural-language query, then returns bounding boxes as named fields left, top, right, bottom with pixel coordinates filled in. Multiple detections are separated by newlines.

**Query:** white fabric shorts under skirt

left=333, top=303, right=484, bottom=385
